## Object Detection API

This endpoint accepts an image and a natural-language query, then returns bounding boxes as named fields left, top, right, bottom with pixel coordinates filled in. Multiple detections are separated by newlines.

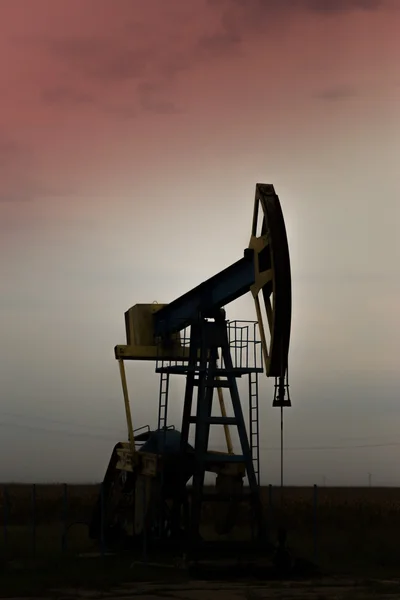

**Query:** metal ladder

left=157, top=363, right=171, bottom=539
left=248, top=371, right=260, bottom=485
left=157, top=364, right=170, bottom=431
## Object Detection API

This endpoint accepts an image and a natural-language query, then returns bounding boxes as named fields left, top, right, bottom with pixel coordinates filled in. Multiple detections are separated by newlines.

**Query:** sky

left=0, top=0, right=399, bottom=486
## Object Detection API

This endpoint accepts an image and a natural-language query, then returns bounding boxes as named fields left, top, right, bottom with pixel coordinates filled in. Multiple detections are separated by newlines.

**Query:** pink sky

left=0, top=0, right=399, bottom=484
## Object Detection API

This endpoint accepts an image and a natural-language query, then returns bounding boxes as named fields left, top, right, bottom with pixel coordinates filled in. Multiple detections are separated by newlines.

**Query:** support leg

left=220, top=332, right=266, bottom=539
left=189, top=328, right=212, bottom=547
left=170, top=324, right=198, bottom=540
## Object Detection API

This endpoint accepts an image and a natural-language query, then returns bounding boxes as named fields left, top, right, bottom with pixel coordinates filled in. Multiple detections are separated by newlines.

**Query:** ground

left=43, top=580, right=400, bottom=600
left=1, top=485, right=400, bottom=597
left=2, top=555, right=400, bottom=600
left=3, top=571, right=400, bottom=600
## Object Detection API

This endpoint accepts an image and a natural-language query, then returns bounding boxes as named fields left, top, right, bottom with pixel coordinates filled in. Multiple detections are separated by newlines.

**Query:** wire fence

left=1, top=482, right=400, bottom=569
left=1, top=483, right=99, bottom=560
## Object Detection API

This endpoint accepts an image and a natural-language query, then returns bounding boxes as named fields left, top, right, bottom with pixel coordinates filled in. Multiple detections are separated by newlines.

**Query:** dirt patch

left=48, top=578, right=400, bottom=600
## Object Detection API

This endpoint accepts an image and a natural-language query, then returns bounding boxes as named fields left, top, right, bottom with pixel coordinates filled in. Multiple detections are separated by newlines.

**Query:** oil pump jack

left=90, top=183, right=292, bottom=562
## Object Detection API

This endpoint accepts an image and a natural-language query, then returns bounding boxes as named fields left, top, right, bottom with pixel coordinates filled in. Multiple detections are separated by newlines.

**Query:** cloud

left=0, top=137, right=31, bottom=168
left=0, top=135, right=75, bottom=203
left=0, top=137, right=37, bottom=202
left=0, top=193, right=31, bottom=204
left=99, top=82, right=183, bottom=119
left=36, top=31, right=188, bottom=116
left=0, top=177, right=75, bottom=204
left=38, top=29, right=186, bottom=116
left=195, top=13, right=242, bottom=59
left=137, top=83, right=183, bottom=115
left=41, top=35, right=152, bottom=83
left=102, top=103, right=137, bottom=120
left=41, top=86, right=95, bottom=106
left=211, top=0, right=385, bottom=12
left=306, top=0, right=383, bottom=11
left=207, top=0, right=387, bottom=43
left=140, top=97, right=182, bottom=115
left=31, top=0, right=386, bottom=117
left=315, top=84, right=358, bottom=101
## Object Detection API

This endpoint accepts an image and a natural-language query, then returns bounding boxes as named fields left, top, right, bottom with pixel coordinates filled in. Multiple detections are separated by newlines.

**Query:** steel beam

left=154, top=251, right=255, bottom=338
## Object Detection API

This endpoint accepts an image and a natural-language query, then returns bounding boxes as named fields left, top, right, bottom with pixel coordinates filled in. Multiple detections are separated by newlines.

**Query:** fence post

left=100, top=482, right=106, bottom=556
left=3, top=485, right=8, bottom=553
left=142, top=478, right=147, bottom=564
left=32, top=484, right=36, bottom=557
left=62, top=484, right=68, bottom=553
left=313, top=484, right=318, bottom=563
left=268, top=484, right=273, bottom=525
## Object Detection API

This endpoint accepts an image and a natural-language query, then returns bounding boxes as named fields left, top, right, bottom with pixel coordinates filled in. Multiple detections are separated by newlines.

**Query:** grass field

left=1, top=483, right=400, bottom=595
